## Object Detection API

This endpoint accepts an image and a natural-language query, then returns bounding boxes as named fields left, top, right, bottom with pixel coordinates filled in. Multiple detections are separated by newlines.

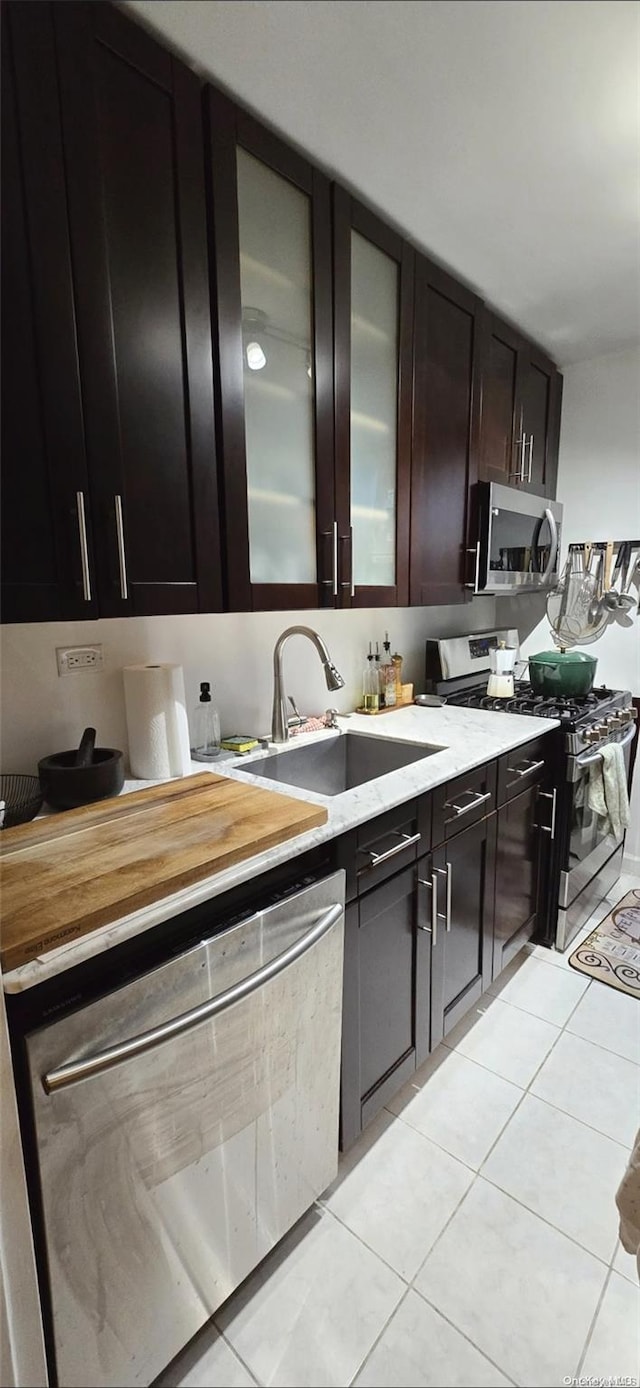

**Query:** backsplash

left=0, top=600, right=496, bottom=774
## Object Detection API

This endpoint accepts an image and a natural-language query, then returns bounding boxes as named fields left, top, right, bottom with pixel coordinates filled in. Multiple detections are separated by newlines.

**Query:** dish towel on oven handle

left=587, top=741, right=630, bottom=839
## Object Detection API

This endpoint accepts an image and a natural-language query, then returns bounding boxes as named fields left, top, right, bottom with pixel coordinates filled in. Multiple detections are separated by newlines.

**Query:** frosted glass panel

left=350, top=232, right=399, bottom=589
left=237, top=149, right=316, bottom=585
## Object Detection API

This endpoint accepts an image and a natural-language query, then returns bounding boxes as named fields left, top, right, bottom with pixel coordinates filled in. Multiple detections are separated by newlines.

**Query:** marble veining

left=3, top=705, right=558, bottom=993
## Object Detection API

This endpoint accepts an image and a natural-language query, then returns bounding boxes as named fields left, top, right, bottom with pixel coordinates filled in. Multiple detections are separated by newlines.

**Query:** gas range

left=425, top=627, right=635, bottom=755
left=426, top=627, right=637, bottom=954
left=444, top=681, right=635, bottom=756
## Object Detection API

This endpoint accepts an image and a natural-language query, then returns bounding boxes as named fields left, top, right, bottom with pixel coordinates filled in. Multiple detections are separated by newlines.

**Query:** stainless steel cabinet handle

left=417, top=872, right=437, bottom=947
left=114, top=494, right=128, bottom=601
left=338, top=529, right=352, bottom=593
left=506, top=758, right=545, bottom=780
left=350, top=525, right=355, bottom=598
left=76, top=491, right=92, bottom=602
left=511, top=434, right=526, bottom=483
left=465, top=542, right=481, bottom=591
left=527, top=434, right=534, bottom=483
left=367, top=830, right=421, bottom=867
left=321, top=522, right=339, bottom=595
left=538, top=787, right=557, bottom=839
left=444, top=789, right=492, bottom=820
left=320, top=525, right=335, bottom=590
left=435, top=862, right=452, bottom=930
left=42, top=900, right=343, bottom=1094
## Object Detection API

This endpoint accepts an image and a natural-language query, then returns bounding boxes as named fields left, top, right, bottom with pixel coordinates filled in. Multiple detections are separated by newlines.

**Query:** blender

left=487, top=641, right=517, bottom=698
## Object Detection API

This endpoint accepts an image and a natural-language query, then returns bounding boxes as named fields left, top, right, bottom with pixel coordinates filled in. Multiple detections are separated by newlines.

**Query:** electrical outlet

left=56, top=645, right=104, bottom=676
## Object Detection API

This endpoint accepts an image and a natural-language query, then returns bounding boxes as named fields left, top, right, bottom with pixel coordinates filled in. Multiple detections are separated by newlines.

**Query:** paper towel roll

left=123, top=664, right=192, bottom=779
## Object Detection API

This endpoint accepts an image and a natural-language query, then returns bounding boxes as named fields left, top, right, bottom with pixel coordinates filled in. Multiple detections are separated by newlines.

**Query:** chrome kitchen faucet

left=271, top=626, right=344, bottom=743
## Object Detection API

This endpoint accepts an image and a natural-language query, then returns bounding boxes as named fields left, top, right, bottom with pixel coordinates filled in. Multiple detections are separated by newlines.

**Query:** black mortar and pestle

left=38, top=728, right=124, bottom=811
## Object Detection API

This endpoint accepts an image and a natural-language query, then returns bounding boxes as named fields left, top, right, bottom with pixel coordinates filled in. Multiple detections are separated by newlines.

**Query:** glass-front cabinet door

left=333, top=189, right=413, bottom=606
left=206, top=90, right=334, bottom=610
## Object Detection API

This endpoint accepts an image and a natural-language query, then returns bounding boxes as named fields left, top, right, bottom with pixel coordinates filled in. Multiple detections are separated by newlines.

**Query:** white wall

left=499, top=345, right=640, bottom=860
left=0, top=599, right=497, bottom=774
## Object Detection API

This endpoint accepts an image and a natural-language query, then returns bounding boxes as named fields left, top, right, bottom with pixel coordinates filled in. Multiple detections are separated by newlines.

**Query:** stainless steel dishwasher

left=18, top=869, right=345, bottom=1388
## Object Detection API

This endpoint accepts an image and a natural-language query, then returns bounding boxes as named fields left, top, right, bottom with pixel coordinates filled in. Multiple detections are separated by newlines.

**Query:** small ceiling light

left=246, top=340, right=266, bottom=371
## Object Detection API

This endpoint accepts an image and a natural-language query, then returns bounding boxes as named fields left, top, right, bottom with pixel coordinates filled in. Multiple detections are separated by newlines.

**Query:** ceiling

left=125, top=0, right=640, bottom=366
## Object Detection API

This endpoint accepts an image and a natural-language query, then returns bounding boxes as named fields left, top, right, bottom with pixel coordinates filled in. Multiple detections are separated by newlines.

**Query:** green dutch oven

left=528, top=649, right=598, bottom=698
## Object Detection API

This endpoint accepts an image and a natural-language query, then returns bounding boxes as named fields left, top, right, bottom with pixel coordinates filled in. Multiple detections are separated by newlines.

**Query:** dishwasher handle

left=42, top=900, right=343, bottom=1095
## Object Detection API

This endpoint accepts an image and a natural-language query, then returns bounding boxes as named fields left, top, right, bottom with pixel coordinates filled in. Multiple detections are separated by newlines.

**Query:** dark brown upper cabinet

left=519, top=344, right=563, bottom=496
left=51, top=2, right=221, bottom=618
left=479, top=310, right=562, bottom=499
left=1, top=2, right=98, bottom=624
left=333, top=189, right=414, bottom=607
left=410, top=255, right=482, bottom=606
left=205, top=88, right=335, bottom=612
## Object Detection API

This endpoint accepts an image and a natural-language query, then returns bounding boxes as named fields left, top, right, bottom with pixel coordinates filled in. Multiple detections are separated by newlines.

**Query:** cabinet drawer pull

left=506, top=758, right=545, bottom=780
left=527, top=434, right=534, bottom=484
left=114, top=494, right=128, bottom=601
left=444, top=789, right=491, bottom=821
left=537, top=787, right=557, bottom=840
left=435, top=863, right=452, bottom=930
left=365, top=830, right=421, bottom=867
left=76, top=490, right=92, bottom=602
left=417, top=872, right=437, bottom=947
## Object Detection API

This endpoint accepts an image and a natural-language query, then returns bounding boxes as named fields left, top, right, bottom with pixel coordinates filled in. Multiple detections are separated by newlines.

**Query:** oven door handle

left=576, top=722, right=636, bottom=768
left=42, top=901, right=343, bottom=1094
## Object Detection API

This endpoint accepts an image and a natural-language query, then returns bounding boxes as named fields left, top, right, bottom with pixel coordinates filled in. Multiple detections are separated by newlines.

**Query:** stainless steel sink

left=235, top=732, right=444, bottom=797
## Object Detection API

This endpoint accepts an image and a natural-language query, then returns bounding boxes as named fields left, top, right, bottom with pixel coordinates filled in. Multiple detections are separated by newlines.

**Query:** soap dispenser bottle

left=191, top=682, right=221, bottom=761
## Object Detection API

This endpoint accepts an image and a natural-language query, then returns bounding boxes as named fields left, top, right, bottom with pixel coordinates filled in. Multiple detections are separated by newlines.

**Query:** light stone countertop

left=2, top=704, right=559, bottom=993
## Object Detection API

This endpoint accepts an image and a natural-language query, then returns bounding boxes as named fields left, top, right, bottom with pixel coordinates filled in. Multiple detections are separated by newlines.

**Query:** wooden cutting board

left=0, top=772, right=328, bottom=972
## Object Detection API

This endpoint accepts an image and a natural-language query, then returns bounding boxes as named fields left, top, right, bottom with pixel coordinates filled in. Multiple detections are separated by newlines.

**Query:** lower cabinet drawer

left=432, top=761, right=497, bottom=844
left=497, top=734, right=550, bottom=806
left=335, top=796, right=431, bottom=902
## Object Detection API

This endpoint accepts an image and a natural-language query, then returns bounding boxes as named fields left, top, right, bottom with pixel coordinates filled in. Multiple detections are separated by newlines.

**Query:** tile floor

left=159, top=871, right=640, bottom=1388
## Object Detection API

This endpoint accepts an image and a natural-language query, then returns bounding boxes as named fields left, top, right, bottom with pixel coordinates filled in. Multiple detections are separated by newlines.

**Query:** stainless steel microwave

left=469, top=483, right=563, bottom=594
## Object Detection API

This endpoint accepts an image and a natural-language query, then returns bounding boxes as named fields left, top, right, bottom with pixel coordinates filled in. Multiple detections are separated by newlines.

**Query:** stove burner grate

left=446, top=682, right=622, bottom=727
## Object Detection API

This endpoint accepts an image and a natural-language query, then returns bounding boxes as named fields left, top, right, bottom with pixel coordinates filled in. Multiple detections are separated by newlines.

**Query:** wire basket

left=0, top=774, right=43, bottom=829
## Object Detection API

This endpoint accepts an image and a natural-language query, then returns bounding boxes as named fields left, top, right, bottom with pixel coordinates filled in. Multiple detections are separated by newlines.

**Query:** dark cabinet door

left=340, top=861, right=431, bottom=1151
left=518, top=347, right=562, bottom=498
left=54, top=2, right=221, bottom=617
left=479, top=309, right=562, bottom=499
left=478, top=313, right=521, bottom=489
left=205, top=89, right=334, bottom=612
left=493, top=783, right=549, bottom=978
left=333, top=189, right=413, bottom=607
left=431, top=814, right=496, bottom=1048
left=1, top=2, right=97, bottom=623
left=410, top=256, right=482, bottom=606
